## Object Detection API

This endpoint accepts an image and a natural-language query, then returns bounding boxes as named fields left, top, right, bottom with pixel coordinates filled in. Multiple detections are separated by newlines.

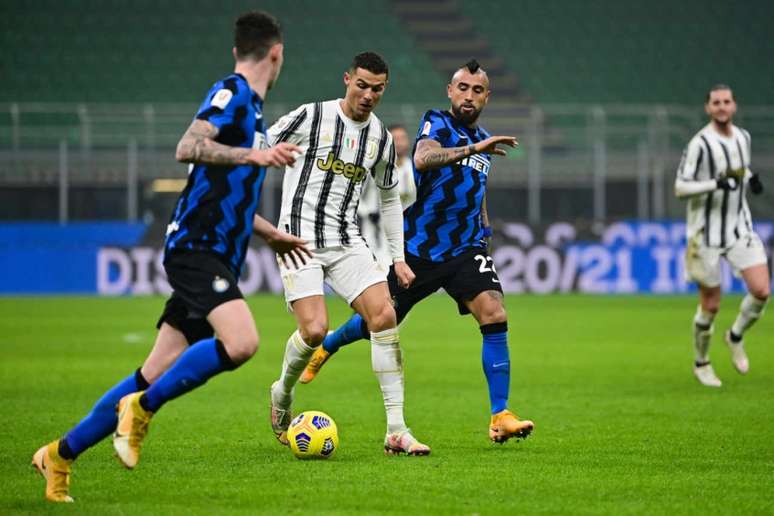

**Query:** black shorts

left=156, top=250, right=243, bottom=344
left=387, top=248, right=503, bottom=317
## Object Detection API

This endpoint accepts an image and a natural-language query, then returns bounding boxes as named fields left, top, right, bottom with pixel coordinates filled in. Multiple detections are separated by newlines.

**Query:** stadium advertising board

left=1, top=221, right=771, bottom=295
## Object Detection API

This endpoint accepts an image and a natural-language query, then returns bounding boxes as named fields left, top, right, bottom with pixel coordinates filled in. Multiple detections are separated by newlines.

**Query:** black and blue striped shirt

left=165, top=73, right=267, bottom=275
left=404, top=109, right=491, bottom=262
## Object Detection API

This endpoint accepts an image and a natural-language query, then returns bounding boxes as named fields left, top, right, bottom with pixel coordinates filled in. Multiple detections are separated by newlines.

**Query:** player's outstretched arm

left=176, top=119, right=300, bottom=167
left=413, top=136, right=517, bottom=171
left=252, top=215, right=312, bottom=269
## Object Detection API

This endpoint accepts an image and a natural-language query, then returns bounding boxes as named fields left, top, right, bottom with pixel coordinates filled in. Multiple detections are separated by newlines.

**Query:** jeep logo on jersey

left=316, top=152, right=367, bottom=182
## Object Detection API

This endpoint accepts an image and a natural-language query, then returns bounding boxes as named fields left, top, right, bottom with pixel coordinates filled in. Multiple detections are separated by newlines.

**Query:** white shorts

left=685, top=231, right=768, bottom=288
left=278, top=242, right=388, bottom=308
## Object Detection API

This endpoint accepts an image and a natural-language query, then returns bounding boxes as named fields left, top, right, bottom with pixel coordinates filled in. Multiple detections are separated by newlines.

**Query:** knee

left=299, top=322, right=328, bottom=346
left=478, top=303, right=507, bottom=326
left=222, top=332, right=259, bottom=365
left=749, top=285, right=770, bottom=302
left=366, top=303, right=397, bottom=332
left=704, top=303, right=720, bottom=316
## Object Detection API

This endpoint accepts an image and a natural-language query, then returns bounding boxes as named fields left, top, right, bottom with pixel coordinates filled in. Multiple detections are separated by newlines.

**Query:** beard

left=712, top=114, right=730, bottom=127
left=451, top=103, right=481, bottom=125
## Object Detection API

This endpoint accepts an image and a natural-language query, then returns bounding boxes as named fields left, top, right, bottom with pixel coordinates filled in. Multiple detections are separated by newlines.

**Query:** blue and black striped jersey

left=165, top=73, right=267, bottom=275
left=403, top=109, right=491, bottom=262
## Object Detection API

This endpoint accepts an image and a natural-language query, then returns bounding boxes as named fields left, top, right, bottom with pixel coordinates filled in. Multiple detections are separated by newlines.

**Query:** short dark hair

left=464, top=59, right=481, bottom=73
left=234, top=11, right=282, bottom=61
left=387, top=124, right=406, bottom=132
left=706, top=83, right=734, bottom=102
left=350, top=52, right=389, bottom=78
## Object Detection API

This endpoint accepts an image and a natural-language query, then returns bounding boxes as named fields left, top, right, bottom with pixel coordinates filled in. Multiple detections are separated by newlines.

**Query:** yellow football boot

left=489, top=409, right=534, bottom=443
left=113, top=392, right=153, bottom=469
left=31, top=440, right=74, bottom=503
left=299, top=347, right=331, bottom=384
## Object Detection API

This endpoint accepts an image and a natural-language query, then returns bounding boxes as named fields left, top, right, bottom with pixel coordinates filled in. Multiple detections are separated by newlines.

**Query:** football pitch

left=1, top=294, right=773, bottom=514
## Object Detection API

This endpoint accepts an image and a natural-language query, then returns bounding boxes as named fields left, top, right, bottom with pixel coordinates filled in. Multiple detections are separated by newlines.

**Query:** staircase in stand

left=389, top=0, right=533, bottom=135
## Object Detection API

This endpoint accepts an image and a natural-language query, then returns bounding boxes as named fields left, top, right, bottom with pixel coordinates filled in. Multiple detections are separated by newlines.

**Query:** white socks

left=371, top=327, right=408, bottom=435
left=277, top=330, right=315, bottom=401
left=731, top=294, right=768, bottom=338
left=693, top=306, right=715, bottom=363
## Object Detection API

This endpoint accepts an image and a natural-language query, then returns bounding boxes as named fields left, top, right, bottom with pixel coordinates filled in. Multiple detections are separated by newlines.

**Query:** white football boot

left=724, top=331, right=749, bottom=375
left=270, top=381, right=293, bottom=445
left=693, top=362, right=722, bottom=387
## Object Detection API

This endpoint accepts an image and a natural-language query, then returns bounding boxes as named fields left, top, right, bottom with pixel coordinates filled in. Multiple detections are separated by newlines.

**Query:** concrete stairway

left=389, top=0, right=532, bottom=135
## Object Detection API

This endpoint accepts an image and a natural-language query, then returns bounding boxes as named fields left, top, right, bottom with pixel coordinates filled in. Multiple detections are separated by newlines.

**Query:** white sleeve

left=267, top=104, right=309, bottom=146
left=378, top=184, right=405, bottom=263
left=372, top=131, right=398, bottom=190
left=742, top=129, right=753, bottom=179
left=675, top=178, right=718, bottom=198
left=676, top=138, right=704, bottom=181
left=397, top=161, right=416, bottom=208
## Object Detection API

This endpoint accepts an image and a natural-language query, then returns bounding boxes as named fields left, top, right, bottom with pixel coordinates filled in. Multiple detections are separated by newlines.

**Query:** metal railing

left=2, top=102, right=773, bottom=223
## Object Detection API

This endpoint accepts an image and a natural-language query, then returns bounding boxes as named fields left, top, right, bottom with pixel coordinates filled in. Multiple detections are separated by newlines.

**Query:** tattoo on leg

left=486, top=290, right=503, bottom=302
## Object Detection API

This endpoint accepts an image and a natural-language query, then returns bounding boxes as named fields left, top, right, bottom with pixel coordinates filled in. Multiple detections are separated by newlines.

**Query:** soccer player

left=267, top=52, right=430, bottom=456
left=32, top=11, right=308, bottom=502
left=300, top=59, right=535, bottom=444
left=675, top=84, right=769, bottom=387
left=358, top=124, right=416, bottom=265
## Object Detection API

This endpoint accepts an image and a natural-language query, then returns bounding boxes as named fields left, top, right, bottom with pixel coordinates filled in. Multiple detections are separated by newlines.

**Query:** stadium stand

left=1, top=0, right=446, bottom=105
left=464, top=0, right=774, bottom=104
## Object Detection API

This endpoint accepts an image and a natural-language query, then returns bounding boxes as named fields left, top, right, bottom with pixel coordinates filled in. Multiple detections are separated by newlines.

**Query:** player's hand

left=473, top=135, right=518, bottom=157
left=249, top=143, right=301, bottom=167
left=749, top=173, right=764, bottom=195
left=716, top=176, right=739, bottom=191
left=266, top=230, right=312, bottom=269
left=393, top=260, right=415, bottom=289
left=482, top=226, right=493, bottom=253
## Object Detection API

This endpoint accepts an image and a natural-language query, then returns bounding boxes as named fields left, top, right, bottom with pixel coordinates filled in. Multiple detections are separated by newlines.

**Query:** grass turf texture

left=1, top=294, right=773, bottom=514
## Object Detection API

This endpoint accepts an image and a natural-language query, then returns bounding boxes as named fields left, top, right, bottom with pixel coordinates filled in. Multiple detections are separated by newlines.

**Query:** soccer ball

left=287, top=410, right=339, bottom=460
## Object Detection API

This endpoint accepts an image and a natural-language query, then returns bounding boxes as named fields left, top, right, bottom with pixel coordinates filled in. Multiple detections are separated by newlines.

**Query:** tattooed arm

left=175, top=119, right=300, bottom=167
left=413, top=135, right=518, bottom=172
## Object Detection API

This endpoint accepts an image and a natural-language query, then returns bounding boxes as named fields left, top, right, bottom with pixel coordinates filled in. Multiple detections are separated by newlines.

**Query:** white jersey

left=676, top=123, right=753, bottom=249
left=358, top=157, right=416, bottom=218
left=268, top=100, right=397, bottom=249
left=358, top=157, right=415, bottom=266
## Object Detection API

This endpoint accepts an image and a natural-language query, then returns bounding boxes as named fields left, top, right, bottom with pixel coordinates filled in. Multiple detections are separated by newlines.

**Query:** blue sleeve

left=194, top=76, right=249, bottom=131
left=415, top=110, right=451, bottom=146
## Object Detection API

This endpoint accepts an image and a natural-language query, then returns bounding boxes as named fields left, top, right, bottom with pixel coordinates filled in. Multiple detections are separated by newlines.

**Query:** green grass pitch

left=1, top=294, right=773, bottom=514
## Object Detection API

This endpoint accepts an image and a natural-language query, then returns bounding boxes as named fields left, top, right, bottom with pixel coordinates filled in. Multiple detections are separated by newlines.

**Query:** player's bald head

left=450, top=59, right=489, bottom=89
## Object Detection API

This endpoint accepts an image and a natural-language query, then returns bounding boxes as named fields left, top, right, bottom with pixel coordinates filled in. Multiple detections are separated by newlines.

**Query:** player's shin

left=323, top=313, right=369, bottom=354
left=481, top=323, right=509, bottom=414
left=140, top=337, right=236, bottom=412
left=277, top=330, right=316, bottom=396
left=693, top=306, right=716, bottom=363
left=370, top=327, right=407, bottom=434
left=730, top=294, right=768, bottom=339
left=60, top=369, right=150, bottom=460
